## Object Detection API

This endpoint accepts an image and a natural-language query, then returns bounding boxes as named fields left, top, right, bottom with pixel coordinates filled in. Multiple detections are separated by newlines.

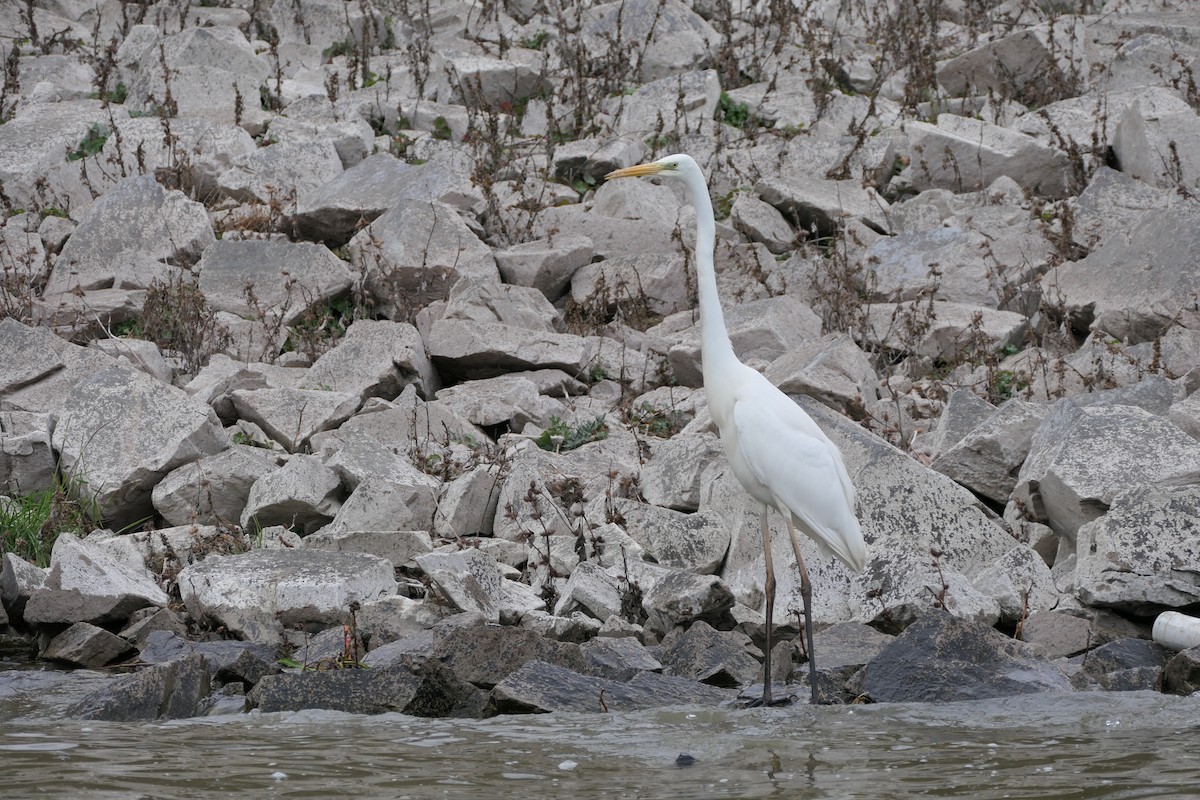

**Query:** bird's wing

left=732, top=379, right=866, bottom=571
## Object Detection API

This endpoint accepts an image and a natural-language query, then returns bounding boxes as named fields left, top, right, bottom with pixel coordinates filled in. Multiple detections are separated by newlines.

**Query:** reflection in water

left=1, top=688, right=1199, bottom=799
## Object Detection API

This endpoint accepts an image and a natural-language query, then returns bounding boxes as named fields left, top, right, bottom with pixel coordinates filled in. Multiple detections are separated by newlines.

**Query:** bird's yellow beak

left=604, top=162, right=664, bottom=180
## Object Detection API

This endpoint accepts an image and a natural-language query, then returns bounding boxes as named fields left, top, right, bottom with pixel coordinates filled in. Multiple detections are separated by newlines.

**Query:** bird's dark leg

left=759, top=508, right=775, bottom=707
left=785, top=517, right=819, bottom=705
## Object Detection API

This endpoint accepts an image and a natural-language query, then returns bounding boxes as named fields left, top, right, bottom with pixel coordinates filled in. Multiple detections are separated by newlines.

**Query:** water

left=3, top=667, right=1199, bottom=799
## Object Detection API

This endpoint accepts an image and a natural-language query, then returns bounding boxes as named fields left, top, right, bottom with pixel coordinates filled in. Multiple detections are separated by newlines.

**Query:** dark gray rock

left=248, top=657, right=483, bottom=717
left=852, top=611, right=1073, bottom=703
left=432, top=624, right=587, bottom=689
left=0, top=411, right=56, bottom=494
left=41, top=622, right=134, bottom=667
left=657, top=621, right=760, bottom=687
left=69, top=653, right=213, bottom=721
left=1080, top=638, right=1169, bottom=691
left=1163, top=647, right=1200, bottom=696
left=138, top=630, right=277, bottom=675
left=581, top=636, right=664, bottom=681
left=490, top=659, right=734, bottom=714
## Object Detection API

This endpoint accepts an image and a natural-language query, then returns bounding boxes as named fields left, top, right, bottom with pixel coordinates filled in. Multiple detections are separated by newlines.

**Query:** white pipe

left=1152, top=611, right=1200, bottom=652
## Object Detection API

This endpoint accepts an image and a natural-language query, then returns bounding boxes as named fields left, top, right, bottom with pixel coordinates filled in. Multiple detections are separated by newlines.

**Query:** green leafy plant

left=68, top=124, right=108, bottom=161
left=535, top=416, right=609, bottom=452
left=625, top=403, right=691, bottom=438
left=521, top=30, right=549, bottom=50
left=322, top=40, right=353, bottom=60
left=432, top=115, right=453, bottom=140
left=717, top=91, right=750, bottom=128
left=0, top=474, right=101, bottom=567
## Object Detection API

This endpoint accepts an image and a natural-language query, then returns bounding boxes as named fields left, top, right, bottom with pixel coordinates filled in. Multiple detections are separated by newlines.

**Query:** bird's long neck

left=683, top=171, right=740, bottom=387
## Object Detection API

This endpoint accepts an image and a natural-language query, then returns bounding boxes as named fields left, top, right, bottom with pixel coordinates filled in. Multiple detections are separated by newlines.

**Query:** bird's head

left=605, top=153, right=698, bottom=183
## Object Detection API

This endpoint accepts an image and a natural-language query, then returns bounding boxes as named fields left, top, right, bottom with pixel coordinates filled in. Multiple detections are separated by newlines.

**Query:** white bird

left=605, top=154, right=868, bottom=705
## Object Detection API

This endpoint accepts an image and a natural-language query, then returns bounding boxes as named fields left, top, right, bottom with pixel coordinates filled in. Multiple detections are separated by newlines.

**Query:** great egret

left=605, top=154, right=868, bottom=705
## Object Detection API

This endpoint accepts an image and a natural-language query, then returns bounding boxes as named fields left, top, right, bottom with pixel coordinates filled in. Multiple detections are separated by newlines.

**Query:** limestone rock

left=428, top=319, right=597, bottom=381
left=249, top=658, right=483, bottom=717
left=494, top=235, right=594, bottom=301
left=152, top=446, right=278, bottom=527
left=612, top=500, right=729, bottom=574
left=765, top=334, right=879, bottom=419
left=69, top=653, right=213, bottom=721
left=230, top=387, right=359, bottom=452
left=196, top=239, right=353, bottom=327
left=639, top=432, right=723, bottom=512
left=24, top=533, right=169, bottom=625
left=300, top=319, right=437, bottom=401
left=179, top=549, right=396, bottom=636
left=658, top=620, right=760, bottom=687
left=0, top=411, right=56, bottom=495
left=1040, top=204, right=1200, bottom=344
left=240, top=455, right=342, bottom=533
left=1074, top=484, right=1200, bottom=614
left=491, top=659, right=738, bottom=713
left=580, top=0, right=718, bottom=82
left=44, top=174, right=213, bottom=297
left=51, top=366, right=228, bottom=525
left=852, top=611, right=1072, bottom=702
left=432, top=624, right=586, bottom=689
left=1016, top=401, right=1200, bottom=538
left=353, top=199, right=500, bottom=318
left=860, top=301, right=1028, bottom=361
left=41, top=622, right=134, bottom=667
left=932, top=399, right=1047, bottom=504
left=907, top=115, right=1072, bottom=198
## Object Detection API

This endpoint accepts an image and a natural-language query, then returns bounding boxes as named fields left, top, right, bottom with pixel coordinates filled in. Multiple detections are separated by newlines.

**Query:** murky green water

left=2, top=667, right=1199, bottom=798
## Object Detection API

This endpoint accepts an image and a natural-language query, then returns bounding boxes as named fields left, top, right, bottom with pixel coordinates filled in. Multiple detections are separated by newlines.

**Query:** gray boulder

left=658, top=620, right=760, bottom=687
left=1020, top=611, right=1092, bottom=659
left=611, top=500, right=729, bottom=574
left=936, top=18, right=1086, bottom=104
left=860, top=301, right=1028, bottom=361
left=1016, top=401, right=1200, bottom=538
left=239, top=455, right=342, bottom=533
left=179, top=549, right=396, bottom=639
left=494, top=234, right=594, bottom=301
left=196, top=239, right=353, bottom=327
left=44, top=174, right=213, bottom=297
left=932, top=399, right=1047, bottom=505
left=352, top=199, right=500, bottom=318
left=639, top=432, right=723, bottom=512
left=1074, top=484, right=1200, bottom=614
left=1040, top=204, right=1200, bottom=344
left=0, top=411, right=56, bottom=494
left=851, top=611, right=1072, bottom=702
left=301, top=319, right=437, bottom=401
left=416, top=548, right=545, bottom=622
left=907, top=115, right=1072, bottom=198
left=580, top=0, right=717, bottom=82
left=757, top=173, right=890, bottom=239
left=51, top=365, right=228, bottom=525
left=428, top=319, right=597, bottom=381
left=230, top=387, right=359, bottom=452
left=152, top=446, right=278, bottom=527
left=41, top=622, right=134, bottom=667
left=69, top=653, right=213, bottom=721
left=764, top=334, right=879, bottom=419
left=216, top=138, right=344, bottom=204
left=1163, top=647, right=1200, bottom=695
left=1, top=553, right=47, bottom=622
left=492, top=661, right=736, bottom=713
left=248, top=658, right=483, bottom=717
left=580, top=636, right=664, bottom=681
left=431, top=624, right=586, bottom=689
left=24, top=533, right=169, bottom=625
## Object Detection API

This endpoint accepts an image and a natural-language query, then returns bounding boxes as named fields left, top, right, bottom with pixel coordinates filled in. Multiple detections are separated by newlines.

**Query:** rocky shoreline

left=2, top=0, right=1200, bottom=720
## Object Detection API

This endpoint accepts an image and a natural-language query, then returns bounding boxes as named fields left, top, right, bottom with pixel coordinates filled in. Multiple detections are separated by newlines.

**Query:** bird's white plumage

left=605, top=152, right=867, bottom=704
left=728, top=369, right=866, bottom=572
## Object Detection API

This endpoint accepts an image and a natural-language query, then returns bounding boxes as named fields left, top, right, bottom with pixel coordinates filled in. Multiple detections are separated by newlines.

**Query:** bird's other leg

left=785, top=516, right=819, bottom=705
left=757, top=507, right=776, bottom=707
